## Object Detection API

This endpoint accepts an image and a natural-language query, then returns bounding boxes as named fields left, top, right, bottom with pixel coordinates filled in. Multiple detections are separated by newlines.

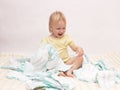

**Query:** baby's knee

left=77, top=55, right=83, bottom=62
left=77, top=52, right=84, bottom=57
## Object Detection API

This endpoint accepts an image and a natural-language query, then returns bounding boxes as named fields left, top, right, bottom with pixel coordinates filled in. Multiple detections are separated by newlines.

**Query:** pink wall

left=0, top=0, right=120, bottom=55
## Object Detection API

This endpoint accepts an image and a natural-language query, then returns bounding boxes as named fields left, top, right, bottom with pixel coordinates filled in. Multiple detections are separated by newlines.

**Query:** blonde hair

left=49, top=11, right=66, bottom=32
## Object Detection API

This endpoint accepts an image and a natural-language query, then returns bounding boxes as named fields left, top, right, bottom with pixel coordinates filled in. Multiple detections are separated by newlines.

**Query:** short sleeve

left=66, top=35, right=74, bottom=46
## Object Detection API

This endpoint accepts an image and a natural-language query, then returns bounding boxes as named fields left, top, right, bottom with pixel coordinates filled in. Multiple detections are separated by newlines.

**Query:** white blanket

left=74, top=55, right=120, bottom=88
left=1, top=43, right=120, bottom=89
left=1, top=43, right=73, bottom=90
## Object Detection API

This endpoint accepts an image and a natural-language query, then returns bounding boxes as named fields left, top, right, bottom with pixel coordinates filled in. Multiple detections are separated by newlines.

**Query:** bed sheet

left=0, top=52, right=120, bottom=90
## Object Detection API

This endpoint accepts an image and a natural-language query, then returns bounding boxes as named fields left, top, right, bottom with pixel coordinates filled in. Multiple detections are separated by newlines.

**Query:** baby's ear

left=50, top=26, right=54, bottom=32
left=50, top=27, right=52, bottom=30
left=49, top=27, right=52, bottom=33
left=49, top=28, right=52, bottom=33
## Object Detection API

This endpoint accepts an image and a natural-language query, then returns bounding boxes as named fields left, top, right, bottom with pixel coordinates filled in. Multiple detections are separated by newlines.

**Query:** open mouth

left=58, top=33, right=63, bottom=36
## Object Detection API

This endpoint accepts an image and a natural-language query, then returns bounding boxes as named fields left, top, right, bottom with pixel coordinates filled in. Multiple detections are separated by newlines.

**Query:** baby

left=41, top=11, right=84, bottom=77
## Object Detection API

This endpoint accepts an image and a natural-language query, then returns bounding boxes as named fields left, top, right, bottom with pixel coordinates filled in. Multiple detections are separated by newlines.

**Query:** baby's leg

left=65, top=55, right=83, bottom=77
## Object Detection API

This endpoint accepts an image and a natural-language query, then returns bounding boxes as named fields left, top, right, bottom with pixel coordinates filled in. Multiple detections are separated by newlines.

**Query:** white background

left=0, top=0, right=120, bottom=55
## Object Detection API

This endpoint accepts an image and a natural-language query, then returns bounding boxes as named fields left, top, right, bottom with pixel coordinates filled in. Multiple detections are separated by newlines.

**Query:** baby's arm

left=70, top=43, right=84, bottom=56
left=75, top=46, right=84, bottom=56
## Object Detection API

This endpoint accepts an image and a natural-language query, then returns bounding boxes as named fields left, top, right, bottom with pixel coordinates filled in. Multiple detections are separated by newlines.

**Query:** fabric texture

left=0, top=43, right=73, bottom=90
left=73, top=55, right=120, bottom=88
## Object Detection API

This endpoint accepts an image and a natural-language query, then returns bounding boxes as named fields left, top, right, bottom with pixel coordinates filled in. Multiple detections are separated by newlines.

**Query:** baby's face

left=51, top=20, right=66, bottom=38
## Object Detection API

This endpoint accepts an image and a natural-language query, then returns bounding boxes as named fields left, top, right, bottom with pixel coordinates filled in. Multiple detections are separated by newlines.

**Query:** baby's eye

left=63, top=27, right=66, bottom=30
left=56, top=28, right=61, bottom=30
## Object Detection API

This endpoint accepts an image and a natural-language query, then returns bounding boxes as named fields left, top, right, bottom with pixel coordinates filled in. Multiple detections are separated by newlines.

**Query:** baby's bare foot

left=58, top=71, right=66, bottom=77
left=65, top=71, right=74, bottom=78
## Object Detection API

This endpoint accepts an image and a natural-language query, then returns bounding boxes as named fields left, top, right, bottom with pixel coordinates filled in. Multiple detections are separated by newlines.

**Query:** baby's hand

left=76, top=47, right=84, bottom=56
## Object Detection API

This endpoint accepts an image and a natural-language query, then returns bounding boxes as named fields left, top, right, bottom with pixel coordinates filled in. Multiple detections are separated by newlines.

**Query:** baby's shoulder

left=64, top=34, right=72, bottom=39
left=64, top=34, right=70, bottom=38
